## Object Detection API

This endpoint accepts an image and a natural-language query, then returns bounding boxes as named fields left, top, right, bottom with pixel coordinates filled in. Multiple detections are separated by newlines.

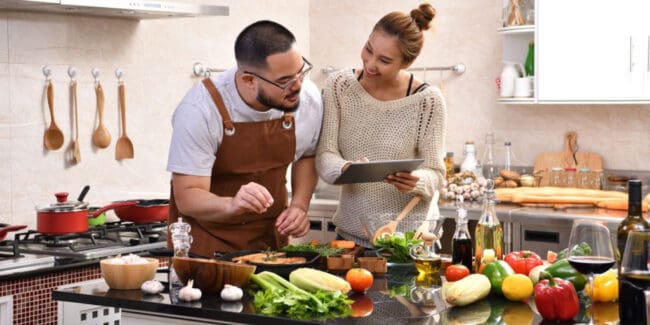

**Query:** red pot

left=113, top=199, right=169, bottom=224
left=36, top=194, right=138, bottom=235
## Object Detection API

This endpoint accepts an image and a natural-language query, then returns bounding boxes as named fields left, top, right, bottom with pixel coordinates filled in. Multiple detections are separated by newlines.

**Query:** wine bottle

left=617, top=179, right=650, bottom=267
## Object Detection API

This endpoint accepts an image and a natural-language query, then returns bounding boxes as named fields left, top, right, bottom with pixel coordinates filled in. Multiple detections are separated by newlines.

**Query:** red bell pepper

left=534, top=272, right=579, bottom=322
left=504, top=250, right=543, bottom=275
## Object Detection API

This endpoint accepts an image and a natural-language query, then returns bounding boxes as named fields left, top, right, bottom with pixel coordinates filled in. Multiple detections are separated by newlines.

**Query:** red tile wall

left=0, top=258, right=168, bottom=325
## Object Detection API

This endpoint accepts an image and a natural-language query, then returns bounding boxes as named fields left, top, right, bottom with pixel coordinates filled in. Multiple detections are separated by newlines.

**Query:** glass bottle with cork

left=452, top=197, right=473, bottom=271
left=460, top=140, right=479, bottom=175
left=474, top=180, right=503, bottom=272
left=617, top=179, right=650, bottom=269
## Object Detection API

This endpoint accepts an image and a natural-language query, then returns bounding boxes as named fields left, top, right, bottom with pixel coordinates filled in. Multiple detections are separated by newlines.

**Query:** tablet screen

left=333, top=159, right=425, bottom=184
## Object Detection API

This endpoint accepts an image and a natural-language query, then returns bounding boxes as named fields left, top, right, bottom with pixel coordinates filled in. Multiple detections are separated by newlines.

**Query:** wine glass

left=567, top=219, right=616, bottom=324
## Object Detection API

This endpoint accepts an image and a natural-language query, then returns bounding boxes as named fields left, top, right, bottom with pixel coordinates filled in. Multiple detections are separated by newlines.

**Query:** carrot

left=330, top=240, right=355, bottom=249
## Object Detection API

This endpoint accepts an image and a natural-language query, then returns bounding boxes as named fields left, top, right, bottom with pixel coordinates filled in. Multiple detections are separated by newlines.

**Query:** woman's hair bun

left=410, top=3, right=436, bottom=31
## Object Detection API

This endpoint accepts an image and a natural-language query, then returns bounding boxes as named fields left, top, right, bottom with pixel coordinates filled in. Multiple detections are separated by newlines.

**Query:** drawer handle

left=524, top=230, right=559, bottom=243
left=309, top=220, right=322, bottom=231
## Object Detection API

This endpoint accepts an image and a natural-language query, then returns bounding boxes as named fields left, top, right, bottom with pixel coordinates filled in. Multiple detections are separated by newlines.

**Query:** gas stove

left=0, top=221, right=168, bottom=260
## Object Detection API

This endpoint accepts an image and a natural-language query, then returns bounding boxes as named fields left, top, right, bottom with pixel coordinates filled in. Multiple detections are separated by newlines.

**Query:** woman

left=316, top=3, right=447, bottom=247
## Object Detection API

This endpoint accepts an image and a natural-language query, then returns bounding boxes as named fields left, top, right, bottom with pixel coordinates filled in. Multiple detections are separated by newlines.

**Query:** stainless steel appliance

left=0, top=221, right=167, bottom=274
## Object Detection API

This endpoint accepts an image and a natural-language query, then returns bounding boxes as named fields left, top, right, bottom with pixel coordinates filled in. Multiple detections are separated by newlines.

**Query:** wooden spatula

left=372, top=195, right=421, bottom=243
left=415, top=191, right=440, bottom=240
left=115, top=82, right=134, bottom=160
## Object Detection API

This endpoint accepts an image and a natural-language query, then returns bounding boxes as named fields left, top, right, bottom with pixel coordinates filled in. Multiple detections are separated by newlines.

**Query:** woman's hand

left=341, top=157, right=370, bottom=172
left=385, top=172, right=419, bottom=193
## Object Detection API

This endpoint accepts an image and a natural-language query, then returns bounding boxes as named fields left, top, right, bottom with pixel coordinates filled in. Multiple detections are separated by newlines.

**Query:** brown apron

left=168, top=78, right=296, bottom=257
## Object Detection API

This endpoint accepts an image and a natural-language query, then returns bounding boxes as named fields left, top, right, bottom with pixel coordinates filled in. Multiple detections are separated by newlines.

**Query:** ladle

left=92, top=82, right=111, bottom=148
left=115, top=82, right=134, bottom=160
left=43, top=80, right=64, bottom=150
left=372, top=195, right=422, bottom=243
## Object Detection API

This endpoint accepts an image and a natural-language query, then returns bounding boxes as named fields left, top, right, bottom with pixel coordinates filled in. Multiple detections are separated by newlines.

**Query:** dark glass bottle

left=452, top=207, right=473, bottom=271
left=617, top=179, right=650, bottom=266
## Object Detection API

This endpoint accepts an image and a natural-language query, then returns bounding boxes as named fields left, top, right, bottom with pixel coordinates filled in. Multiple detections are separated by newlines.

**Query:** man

left=167, top=20, right=322, bottom=257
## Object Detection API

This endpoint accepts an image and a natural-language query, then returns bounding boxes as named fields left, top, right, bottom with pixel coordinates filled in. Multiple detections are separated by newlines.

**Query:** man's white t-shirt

left=167, top=68, right=323, bottom=176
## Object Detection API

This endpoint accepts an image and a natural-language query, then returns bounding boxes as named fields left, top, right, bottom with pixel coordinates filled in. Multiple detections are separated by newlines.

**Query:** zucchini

left=289, top=267, right=351, bottom=294
left=444, top=274, right=491, bottom=306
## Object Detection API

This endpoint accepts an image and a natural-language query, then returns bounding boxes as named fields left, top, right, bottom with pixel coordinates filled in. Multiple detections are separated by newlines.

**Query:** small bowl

left=88, top=207, right=106, bottom=226
left=172, top=256, right=256, bottom=294
left=360, top=213, right=436, bottom=243
left=100, top=257, right=158, bottom=289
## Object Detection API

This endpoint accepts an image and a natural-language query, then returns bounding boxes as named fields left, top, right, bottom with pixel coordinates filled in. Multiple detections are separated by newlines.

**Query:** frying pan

left=0, top=224, right=27, bottom=241
left=113, top=199, right=169, bottom=224
left=215, top=250, right=320, bottom=277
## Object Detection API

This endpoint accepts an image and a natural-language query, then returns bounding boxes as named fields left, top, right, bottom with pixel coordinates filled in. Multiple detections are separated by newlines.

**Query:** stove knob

left=129, top=238, right=141, bottom=246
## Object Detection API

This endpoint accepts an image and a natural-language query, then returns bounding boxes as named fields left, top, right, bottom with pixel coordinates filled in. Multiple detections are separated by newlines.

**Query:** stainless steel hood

left=1, top=0, right=229, bottom=19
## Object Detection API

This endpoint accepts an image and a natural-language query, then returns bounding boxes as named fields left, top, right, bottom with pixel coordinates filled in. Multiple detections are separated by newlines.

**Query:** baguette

left=597, top=199, right=650, bottom=212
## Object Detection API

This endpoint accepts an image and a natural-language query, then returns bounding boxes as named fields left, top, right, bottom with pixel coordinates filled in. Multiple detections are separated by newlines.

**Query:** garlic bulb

left=141, top=280, right=164, bottom=295
left=220, top=284, right=243, bottom=302
left=178, top=279, right=202, bottom=301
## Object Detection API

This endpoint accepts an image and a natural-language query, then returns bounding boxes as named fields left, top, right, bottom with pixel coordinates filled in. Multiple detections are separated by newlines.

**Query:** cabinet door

left=538, top=0, right=647, bottom=101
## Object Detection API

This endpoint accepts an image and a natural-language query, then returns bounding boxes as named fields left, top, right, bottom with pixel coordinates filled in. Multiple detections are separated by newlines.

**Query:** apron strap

left=202, top=78, right=236, bottom=135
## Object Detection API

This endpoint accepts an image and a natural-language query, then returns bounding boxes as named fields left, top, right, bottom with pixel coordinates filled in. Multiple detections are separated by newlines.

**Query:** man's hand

left=385, top=172, right=419, bottom=193
left=275, top=206, right=309, bottom=237
left=229, top=182, right=274, bottom=215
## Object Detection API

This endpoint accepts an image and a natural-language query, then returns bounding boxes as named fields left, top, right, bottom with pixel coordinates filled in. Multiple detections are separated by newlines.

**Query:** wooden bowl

left=172, top=256, right=256, bottom=294
left=100, top=257, right=158, bottom=290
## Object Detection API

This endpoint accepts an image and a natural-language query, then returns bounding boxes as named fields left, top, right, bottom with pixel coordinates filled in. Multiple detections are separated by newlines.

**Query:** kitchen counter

left=52, top=266, right=619, bottom=324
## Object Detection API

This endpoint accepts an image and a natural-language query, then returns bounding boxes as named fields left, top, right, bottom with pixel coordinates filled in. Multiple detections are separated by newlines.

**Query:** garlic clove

left=178, top=279, right=202, bottom=301
left=220, top=284, right=243, bottom=301
left=141, top=280, right=164, bottom=294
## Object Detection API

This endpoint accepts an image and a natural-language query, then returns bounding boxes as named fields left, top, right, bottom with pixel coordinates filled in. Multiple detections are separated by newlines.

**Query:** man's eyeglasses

left=244, top=57, right=312, bottom=91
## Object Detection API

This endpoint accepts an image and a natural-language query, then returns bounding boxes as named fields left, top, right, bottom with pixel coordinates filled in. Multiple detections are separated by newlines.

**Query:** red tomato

left=445, top=264, right=470, bottom=282
left=346, top=268, right=374, bottom=293
left=349, top=293, right=374, bottom=317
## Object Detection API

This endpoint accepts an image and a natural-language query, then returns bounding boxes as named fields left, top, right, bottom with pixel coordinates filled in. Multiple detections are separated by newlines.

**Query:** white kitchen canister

left=499, top=62, right=523, bottom=98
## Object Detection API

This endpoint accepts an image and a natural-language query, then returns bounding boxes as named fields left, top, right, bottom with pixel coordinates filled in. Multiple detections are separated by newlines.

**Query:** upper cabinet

left=499, top=0, right=650, bottom=104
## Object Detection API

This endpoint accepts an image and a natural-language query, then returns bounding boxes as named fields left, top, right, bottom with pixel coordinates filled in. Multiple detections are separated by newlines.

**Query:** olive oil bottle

left=617, top=179, right=650, bottom=267
left=474, top=181, right=503, bottom=272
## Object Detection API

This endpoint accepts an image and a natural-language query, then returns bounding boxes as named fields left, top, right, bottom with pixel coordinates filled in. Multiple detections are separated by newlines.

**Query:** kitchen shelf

left=497, top=25, right=535, bottom=34
left=497, top=97, right=537, bottom=104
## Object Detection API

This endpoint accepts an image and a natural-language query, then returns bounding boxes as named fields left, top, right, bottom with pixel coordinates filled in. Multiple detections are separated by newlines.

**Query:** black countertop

left=52, top=266, right=619, bottom=324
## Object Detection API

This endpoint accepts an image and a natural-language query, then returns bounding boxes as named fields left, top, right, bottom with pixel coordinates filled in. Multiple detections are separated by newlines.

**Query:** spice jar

left=564, top=167, right=577, bottom=188
left=444, top=152, right=455, bottom=179
left=550, top=167, right=563, bottom=187
left=578, top=168, right=591, bottom=189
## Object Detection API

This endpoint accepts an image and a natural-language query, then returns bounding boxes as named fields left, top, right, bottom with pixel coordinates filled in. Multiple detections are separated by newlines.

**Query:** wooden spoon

left=372, top=195, right=422, bottom=243
left=71, top=81, right=81, bottom=163
left=92, top=82, right=111, bottom=148
left=115, top=83, right=134, bottom=160
left=414, top=191, right=440, bottom=240
left=43, top=80, right=64, bottom=150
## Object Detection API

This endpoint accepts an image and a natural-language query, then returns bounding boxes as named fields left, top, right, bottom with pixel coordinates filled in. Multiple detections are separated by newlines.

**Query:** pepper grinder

left=168, top=217, right=192, bottom=295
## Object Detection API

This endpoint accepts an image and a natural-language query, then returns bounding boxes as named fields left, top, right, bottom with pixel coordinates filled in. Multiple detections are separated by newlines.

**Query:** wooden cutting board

left=534, top=131, right=603, bottom=186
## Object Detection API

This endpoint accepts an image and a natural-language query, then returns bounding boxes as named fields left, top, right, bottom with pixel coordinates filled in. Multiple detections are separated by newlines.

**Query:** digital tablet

left=333, top=159, right=425, bottom=185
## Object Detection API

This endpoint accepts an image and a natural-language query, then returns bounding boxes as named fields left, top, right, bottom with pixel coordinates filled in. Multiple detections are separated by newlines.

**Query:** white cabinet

left=537, top=0, right=650, bottom=102
left=499, top=0, right=650, bottom=104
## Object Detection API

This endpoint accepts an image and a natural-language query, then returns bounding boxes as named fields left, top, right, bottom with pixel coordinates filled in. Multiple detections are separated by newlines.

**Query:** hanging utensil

left=372, top=195, right=422, bottom=243
left=70, top=79, right=81, bottom=163
left=115, top=80, right=134, bottom=160
left=92, top=81, right=112, bottom=148
left=43, top=80, right=64, bottom=150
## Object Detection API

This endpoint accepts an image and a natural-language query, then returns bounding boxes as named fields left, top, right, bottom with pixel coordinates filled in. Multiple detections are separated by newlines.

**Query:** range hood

left=1, top=0, right=229, bottom=19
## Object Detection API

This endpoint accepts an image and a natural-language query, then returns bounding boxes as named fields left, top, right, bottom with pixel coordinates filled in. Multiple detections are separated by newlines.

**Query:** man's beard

left=256, top=87, right=300, bottom=112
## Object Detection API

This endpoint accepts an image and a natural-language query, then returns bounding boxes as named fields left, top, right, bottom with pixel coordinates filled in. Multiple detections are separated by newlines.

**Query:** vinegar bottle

left=474, top=181, right=503, bottom=272
left=617, top=179, right=650, bottom=268
left=452, top=205, right=473, bottom=272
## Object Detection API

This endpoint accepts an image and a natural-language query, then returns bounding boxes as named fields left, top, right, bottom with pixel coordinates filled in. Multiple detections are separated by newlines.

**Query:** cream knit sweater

left=316, top=69, right=447, bottom=247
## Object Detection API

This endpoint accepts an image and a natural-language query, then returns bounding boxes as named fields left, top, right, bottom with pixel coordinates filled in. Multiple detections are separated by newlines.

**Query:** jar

left=578, top=168, right=591, bottom=188
left=550, top=167, right=563, bottom=187
left=444, top=152, right=455, bottom=179
left=564, top=168, right=577, bottom=188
